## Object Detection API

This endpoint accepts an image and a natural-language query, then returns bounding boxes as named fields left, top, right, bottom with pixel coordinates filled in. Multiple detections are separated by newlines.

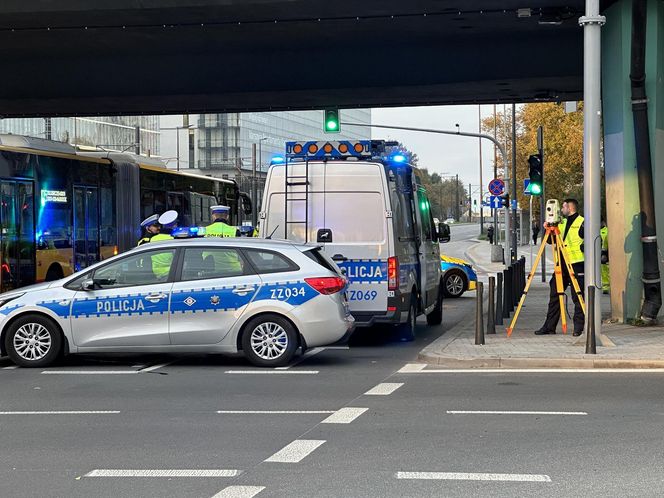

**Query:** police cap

left=210, top=205, right=231, bottom=214
left=140, top=214, right=160, bottom=228
left=158, top=210, right=178, bottom=227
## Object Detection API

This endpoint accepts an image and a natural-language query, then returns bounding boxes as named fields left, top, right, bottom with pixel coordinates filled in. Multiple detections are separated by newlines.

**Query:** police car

left=0, top=239, right=354, bottom=368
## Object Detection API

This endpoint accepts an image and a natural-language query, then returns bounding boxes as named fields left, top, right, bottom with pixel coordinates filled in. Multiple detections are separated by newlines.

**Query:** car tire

left=5, top=314, right=63, bottom=368
left=443, top=269, right=467, bottom=298
left=426, top=283, right=444, bottom=326
left=397, top=295, right=417, bottom=342
left=241, top=314, right=299, bottom=367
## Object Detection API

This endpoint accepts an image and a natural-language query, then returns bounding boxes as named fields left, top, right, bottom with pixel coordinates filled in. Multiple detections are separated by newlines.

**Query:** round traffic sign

left=488, top=178, right=505, bottom=196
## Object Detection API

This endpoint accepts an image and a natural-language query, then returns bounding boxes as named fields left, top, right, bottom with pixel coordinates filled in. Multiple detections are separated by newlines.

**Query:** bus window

left=100, top=186, right=117, bottom=260
left=141, top=190, right=154, bottom=220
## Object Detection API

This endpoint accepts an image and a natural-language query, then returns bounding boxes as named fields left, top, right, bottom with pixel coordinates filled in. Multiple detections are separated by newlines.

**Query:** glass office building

left=0, top=116, right=160, bottom=156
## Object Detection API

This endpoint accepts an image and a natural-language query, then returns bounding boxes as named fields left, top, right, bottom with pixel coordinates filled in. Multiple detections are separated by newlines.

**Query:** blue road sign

left=489, top=195, right=503, bottom=209
left=511, top=199, right=518, bottom=209
left=524, top=178, right=532, bottom=195
left=488, top=178, right=505, bottom=196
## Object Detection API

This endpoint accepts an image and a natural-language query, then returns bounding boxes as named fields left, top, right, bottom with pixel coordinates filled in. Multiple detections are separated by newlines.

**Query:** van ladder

left=283, top=158, right=310, bottom=242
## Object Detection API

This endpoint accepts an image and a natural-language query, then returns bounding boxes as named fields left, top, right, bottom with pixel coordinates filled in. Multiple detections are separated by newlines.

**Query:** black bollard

left=495, top=273, right=504, bottom=326
left=586, top=286, right=597, bottom=354
left=520, top=257, right=527, bottom=297
left=511, top=264, right=518, bottom=309
left=503, top=267, right=512, bottom=318
left=475, top=281, right=485, bottom=345
left=487, top=276, right=496, bottom=334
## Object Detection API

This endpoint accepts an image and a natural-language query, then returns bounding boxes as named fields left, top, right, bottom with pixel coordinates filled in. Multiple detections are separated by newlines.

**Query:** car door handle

left=232, top=287, right=256, bottom=295
left=145, top=293, right=168, bottom=302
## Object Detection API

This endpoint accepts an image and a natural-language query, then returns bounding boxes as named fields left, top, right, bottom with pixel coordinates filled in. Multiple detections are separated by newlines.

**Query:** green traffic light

left=326, top=120, right=338, bottom=131
left=531, top=183, right=542, bottom=195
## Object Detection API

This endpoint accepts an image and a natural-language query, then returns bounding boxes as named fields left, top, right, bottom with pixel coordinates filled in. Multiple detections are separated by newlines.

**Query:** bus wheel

left=397, top=295, right=417, bottom=342
left=5, top=315, right=63, bottom=368
left=426, top=283, right=444, bottom=326
left=45, top=265, right=64, bottom=282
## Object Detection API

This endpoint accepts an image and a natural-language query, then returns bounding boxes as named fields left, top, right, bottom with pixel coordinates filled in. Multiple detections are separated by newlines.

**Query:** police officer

left=535, top=198, right=585, bottom=337
left=204, top=205, right=242, bottom=273
left=137, top=214, right=160, bottom=246
left=205, top=206, right=240, bottom=238
left=150, top=210, right=178, bottom=279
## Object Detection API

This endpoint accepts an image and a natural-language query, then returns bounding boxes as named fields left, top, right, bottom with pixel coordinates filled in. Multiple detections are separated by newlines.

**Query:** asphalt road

left=3, top=224, right=661, bottom=497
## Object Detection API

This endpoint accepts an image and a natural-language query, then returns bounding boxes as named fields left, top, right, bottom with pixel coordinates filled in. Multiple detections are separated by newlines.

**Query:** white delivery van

left=259, top=140, right=444, bottom=340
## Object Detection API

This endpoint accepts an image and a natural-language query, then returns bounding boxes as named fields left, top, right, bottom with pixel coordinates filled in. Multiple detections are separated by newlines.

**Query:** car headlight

left=0, top=293, right=25, bottom=308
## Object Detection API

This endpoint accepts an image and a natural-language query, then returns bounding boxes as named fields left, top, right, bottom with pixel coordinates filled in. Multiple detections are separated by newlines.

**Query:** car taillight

left=305, top=276, right=346, bottom=295
left=388, top=256, right=398, bottom=291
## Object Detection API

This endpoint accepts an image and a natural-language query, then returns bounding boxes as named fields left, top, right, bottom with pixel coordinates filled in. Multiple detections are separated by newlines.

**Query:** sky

left=353, top=104, right=505, bottom=202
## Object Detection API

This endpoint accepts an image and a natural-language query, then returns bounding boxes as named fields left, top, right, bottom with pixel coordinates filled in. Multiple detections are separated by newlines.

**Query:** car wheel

left=241, top=314, right=298, bottom=367
left=397, top=295, right=417, bottom=342
left=5, top=315, right=63, bottom=368
left=443, top=269, right=467, bottom=298
left=426, top=283, right=444, bottom=326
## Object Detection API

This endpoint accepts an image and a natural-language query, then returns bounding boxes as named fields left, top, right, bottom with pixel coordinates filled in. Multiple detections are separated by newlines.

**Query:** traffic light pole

left=511, top=104, right=517, bottom=263
left=340, top=121, right=512, bottom=265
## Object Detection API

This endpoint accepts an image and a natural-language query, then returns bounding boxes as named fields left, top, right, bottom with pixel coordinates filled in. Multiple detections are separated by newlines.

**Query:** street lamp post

left=254, top=137, right=269, bottom=226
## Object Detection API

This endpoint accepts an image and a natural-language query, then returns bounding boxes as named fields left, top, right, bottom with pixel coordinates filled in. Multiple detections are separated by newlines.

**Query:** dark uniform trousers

left=542, top=261, right=585, bottom=334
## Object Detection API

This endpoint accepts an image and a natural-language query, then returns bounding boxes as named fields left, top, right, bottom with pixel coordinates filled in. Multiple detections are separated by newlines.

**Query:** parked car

left=0, top=239, right=354, bottom=368
left=444, top=218, right=456, bottom=224
left=440, top=255, right=477, bottom=298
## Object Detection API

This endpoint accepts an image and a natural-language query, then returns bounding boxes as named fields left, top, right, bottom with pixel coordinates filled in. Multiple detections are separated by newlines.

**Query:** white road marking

left=211, top=486, right=265, bottom=498
left=396, top=472, right=551, bottom=482
left=321, top=407, right=368, bottom=424
left=275, top=348, right=325, bottom=370
left=85, top=469, right=241, bottom=478
left=447, top=410, right=587, bottom=416
left=364, top=383, right=404, bottom=396
left=0, top=411, right=120, bottom=415
left=42, top=370, right=138, bottom=375
left=323, top=346, right=350, bottom=350
left=216, top=410, right=334, bottom=415
left=398, top=368, right=664, bottom=374
left=225, top=370, right=319, bottom=375
left=2, top=365, right=18, bottom=370
left=265, top=439, right=326, bottom=463
left=398, top=363, right=426, bottom=373
left=139, top=361, right=176, bottom=373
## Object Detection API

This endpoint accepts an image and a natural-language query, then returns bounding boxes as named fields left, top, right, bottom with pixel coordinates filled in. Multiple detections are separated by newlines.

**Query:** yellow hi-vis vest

left=600, top=226, right=609, bottom=251
left=147, top=233, right=174, bottom=278
left=204, top=221, right=238, bottom=238
left=559, top=215, right=585, bottom=264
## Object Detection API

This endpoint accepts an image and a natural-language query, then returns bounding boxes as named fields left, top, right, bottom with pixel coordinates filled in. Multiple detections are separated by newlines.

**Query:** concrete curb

left=416, top=353, right=664, bottom=369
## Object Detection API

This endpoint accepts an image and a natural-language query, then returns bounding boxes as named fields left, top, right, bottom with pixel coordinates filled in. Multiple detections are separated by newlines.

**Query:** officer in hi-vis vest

left=149, top=210, right=178, bottom=279
left=137, top=214, right=160, bottom=246
left=534, top=198, right=585, bottom=337
left=205, top=205, right=240, bottom=238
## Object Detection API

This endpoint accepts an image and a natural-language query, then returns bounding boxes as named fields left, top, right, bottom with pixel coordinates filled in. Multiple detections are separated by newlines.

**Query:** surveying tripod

left=507, top=224, right=586, bottom=337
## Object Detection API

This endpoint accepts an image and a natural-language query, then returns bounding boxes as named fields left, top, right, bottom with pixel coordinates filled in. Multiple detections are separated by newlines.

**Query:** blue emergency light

left=391, top=154, right=406, bottom=163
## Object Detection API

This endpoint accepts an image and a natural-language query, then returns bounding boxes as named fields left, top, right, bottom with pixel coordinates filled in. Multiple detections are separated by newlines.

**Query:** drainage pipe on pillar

left=630, top=0, right=662, bottom=322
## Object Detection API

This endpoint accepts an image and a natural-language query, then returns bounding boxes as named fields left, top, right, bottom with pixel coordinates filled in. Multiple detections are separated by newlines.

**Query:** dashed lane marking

left=42, top=370, right=138, bottom=375
left=85, top=469, right=242, bottom=478
left=224, top=370, right=319, bottom=375
left=397, top=363, right=426, bottom=373
left=2, top=365, right=18, bottom=370
left=0, top=411, right=120, bottom=415
left=321, top=407, right=368, bottom=424
left=364, top=383, right=404, bottom=396
left=396, top=472, right=552, bottom=482
left=264, top=440, right=326, bottom=463
left=138, top=361, right=177, bottom=373
left=211, top=486, right=265, bottom=498
left=217, top=410, right=334, bottom=415
left=447, top=410, right=587, bottom=416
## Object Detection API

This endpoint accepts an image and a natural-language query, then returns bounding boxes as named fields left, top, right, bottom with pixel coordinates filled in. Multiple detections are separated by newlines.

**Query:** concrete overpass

left=0, top=0, right=616, bottom=117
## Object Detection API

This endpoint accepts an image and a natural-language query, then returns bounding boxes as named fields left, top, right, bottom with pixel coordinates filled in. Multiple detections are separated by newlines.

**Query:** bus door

left=73, top=186, right=100, bottom=272
left=0, top=180, right=35, bottom=292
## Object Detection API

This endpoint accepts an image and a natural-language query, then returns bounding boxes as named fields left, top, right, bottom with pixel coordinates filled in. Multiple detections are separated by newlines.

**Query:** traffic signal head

left=324, top=109, right=340, bottom=133
left=501, top=193, right=510, bottom=208
left=528, top=154, right=543, bottom=195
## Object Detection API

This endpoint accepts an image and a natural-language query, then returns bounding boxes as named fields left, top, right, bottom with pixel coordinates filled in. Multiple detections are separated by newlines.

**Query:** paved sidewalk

left=421, top=241, right=664, bottom=368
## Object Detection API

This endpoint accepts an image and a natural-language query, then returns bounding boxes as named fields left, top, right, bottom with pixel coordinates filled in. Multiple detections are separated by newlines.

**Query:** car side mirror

left=438, top=224, right=451, bottom=243
left=81, top=279, right=96, bottom=291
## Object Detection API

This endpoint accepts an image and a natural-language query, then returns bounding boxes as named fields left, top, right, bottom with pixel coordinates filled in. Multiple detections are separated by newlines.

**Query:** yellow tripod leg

left=554, top=231, right=586, bottom=315
left=507, top=230, right=551, bottom=337
left=553, top=236, right=568, bottom=334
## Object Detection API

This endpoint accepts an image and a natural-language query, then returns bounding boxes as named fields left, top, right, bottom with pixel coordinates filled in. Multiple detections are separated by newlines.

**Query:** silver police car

left=0, top=239, right=354, bottom=368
